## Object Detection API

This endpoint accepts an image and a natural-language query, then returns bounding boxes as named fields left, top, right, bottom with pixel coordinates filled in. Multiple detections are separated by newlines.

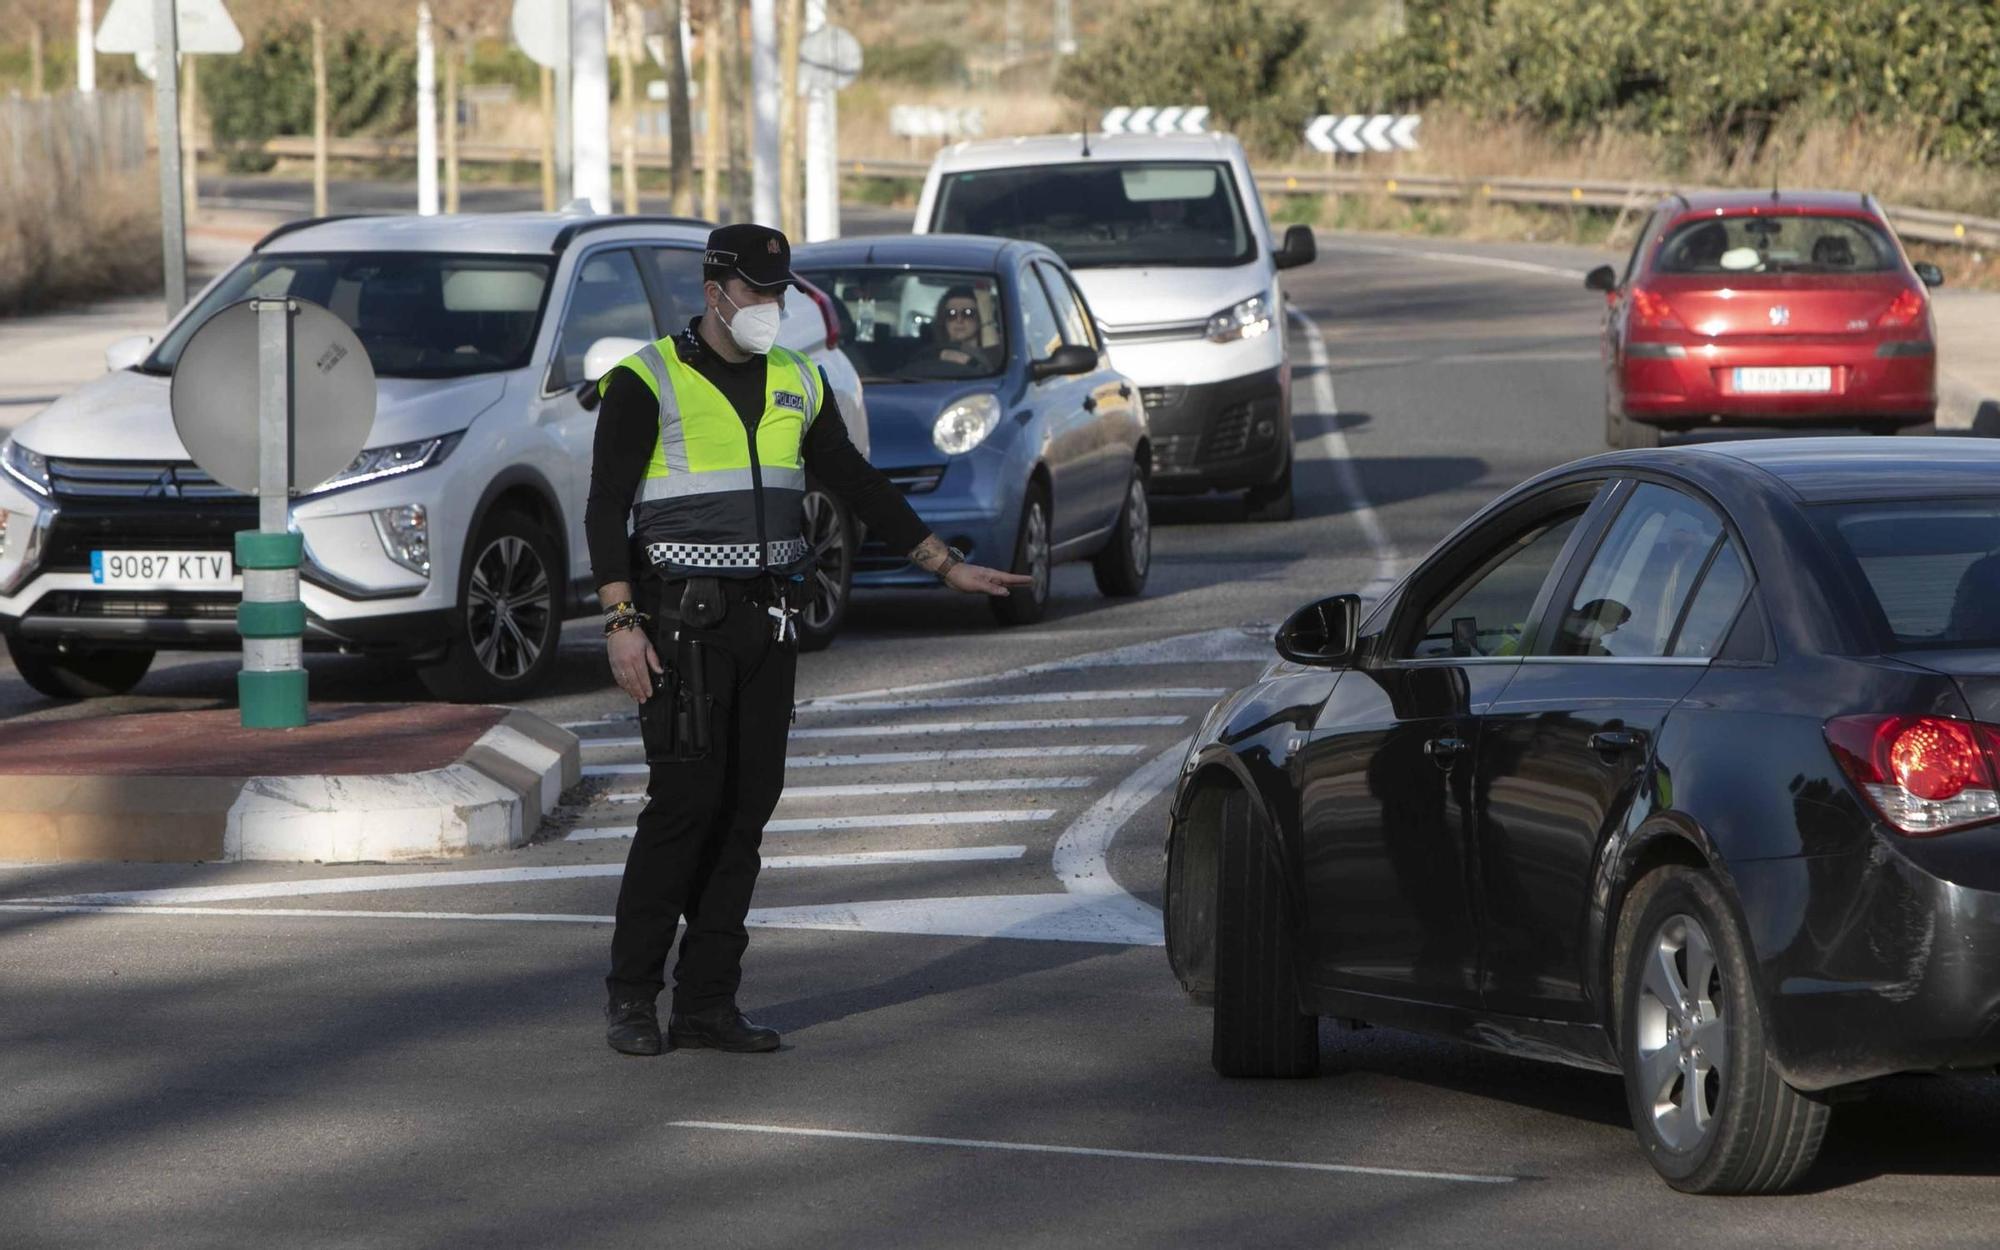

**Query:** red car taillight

left=1825, top=714, right=2000, bottom=835
left=795, top=276, right=841, bottom=350
left=1629, top=287, right=1683, bottom=331
left=1876, top=288, right=1926, bottom=329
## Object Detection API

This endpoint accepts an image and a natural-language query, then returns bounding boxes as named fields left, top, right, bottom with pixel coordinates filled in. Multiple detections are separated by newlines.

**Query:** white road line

left=793, top=688, right=1227, bottom=714
left=603, top=777, right=1097, bottom=803
left=1290, top=307, right=1401, bottom=600
left=566, top=809, right=1056, bottom=841
left=585, top=744, right=1144, bottom=776
left=1317, top=238, right=1591, bottom=281
left=7, top=846, right=1033, bottom=907
left=1053, top=738, right=1190, bottom=901
left=667, top=1122, right=1517, bottom=1185
left=578, top=716, right=1186, bottom=751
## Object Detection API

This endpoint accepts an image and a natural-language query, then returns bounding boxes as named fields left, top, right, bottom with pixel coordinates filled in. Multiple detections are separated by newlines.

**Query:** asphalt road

left=6, top=226, right=2000, bottom=1248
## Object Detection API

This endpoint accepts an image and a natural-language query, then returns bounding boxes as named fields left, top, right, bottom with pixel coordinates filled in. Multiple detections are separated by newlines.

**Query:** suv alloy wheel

left=418, top=509, right=562, bottom=702
left=794, top=475, right=852, bottom=653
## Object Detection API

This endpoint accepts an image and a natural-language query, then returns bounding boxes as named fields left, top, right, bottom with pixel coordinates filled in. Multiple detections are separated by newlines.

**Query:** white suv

left=0, top=211, right=867, bottom=702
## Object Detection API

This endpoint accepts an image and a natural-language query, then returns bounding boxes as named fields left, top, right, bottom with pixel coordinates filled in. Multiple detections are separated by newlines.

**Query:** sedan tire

left=1243, top=448, right=1296, bottom=523
left=1616, top=867, right=1829, bottom=1194
left=418, top=509, right=562, bottom=703
left=794, top=475, right=853, bottom=653
left=1091, top=469, right=1151, bottom=598
left=990, top=483, right=1052, bottom=627
left=5, top=637, right=153, bottom=699
left=1212, top=789, right=1319, bottom=1079
left=1606, top=405, right=1663, bottom=450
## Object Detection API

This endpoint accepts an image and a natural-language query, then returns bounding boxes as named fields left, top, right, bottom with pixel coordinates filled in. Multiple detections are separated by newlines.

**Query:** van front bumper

left=1140, top=366, right=1289, bottom=494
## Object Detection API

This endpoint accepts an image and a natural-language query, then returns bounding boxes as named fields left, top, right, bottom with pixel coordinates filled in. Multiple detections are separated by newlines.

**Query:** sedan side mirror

left=105, top=334, right=154, bottom=372
left=1274, top=223, right=1317, bottom=271
left=1584, top=265, right=1618, bottom=294
left=1276, top=593, right=1360, bottom=667
left=1030, top=343, right=1098, bottom=382
left=1915, top=262, right=1945, bottom=288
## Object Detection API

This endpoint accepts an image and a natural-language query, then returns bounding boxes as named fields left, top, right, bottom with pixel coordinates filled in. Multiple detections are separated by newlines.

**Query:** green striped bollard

left=235, top=529, right=308, bottom=728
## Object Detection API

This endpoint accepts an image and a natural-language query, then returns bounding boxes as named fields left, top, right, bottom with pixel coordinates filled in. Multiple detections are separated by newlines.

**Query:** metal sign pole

left=236, top=297, right=308, bottom=729
left=151, top=0, right=187, bottom=314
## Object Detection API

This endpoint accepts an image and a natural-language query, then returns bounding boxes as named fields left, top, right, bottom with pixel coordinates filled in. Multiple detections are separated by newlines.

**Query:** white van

left=914, top=132, right=1316, bottom=521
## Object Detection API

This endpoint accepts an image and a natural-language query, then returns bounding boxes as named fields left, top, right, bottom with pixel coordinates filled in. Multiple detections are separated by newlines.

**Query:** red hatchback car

left=1591, top=191, right=1943, bottom=449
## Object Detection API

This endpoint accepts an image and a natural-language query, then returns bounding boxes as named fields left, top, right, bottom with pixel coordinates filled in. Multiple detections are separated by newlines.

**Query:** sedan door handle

left=1423, top=736, right=1467, bottom=763
left=1588, top=729, right=1644, bottom=754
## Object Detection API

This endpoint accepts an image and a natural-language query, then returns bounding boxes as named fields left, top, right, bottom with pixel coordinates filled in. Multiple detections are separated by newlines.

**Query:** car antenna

left=1080, top=110, right=1092, bottom=159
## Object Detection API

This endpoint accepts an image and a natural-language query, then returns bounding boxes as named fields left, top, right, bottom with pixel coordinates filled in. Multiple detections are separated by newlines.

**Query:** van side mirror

left=105, top=334, right=154, bottom=372
left=1915, top=262, right=1945, bottom=288
left=1030, top=343, right=1097, bottom=381
left=1584, top=265, right=1618, bottom=293
left=1275, top=224, right=1317, bottom=271
left=1276, top=593, right=1360, bottom=667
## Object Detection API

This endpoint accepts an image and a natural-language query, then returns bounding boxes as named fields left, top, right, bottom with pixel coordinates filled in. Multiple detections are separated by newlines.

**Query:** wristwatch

left=934, top=545, right=967, bottom=583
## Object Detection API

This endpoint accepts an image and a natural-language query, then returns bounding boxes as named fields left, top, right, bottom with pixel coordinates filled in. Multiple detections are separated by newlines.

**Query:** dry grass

left=0, top=171, right=163, bottom=316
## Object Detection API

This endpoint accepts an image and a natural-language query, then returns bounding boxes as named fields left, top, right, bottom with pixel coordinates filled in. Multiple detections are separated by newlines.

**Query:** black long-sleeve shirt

left=585, top=318, right=932, bottom=587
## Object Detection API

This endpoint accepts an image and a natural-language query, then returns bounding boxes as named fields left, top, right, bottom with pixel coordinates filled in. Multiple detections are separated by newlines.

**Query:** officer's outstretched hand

left=944, top=563, right=1037, bottom=597
left=608, top=627, right=664, bottom=702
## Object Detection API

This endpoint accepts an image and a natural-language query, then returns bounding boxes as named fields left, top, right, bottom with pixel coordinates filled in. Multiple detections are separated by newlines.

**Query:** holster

left=633, top=576, right=715, bottom=763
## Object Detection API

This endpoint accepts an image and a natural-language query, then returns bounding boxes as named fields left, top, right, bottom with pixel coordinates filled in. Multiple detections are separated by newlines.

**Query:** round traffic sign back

left=799, top=24, right=862, bottom=92
left=169, top=298, right=377, bottom=496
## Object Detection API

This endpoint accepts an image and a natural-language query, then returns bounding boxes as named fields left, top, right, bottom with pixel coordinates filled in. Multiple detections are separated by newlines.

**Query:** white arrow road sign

left=1127, top=105, right=1157, bottom=135
left=96, top=0, right=241, bottom=54
left=1305, top=114, right=1422, bottom=155
left=1100, top=105, right=1210, bottom=135
left=1154, top=105, right=1182, bottom=133
left=1179, top=106, right=1209, bottom=133
left=1100, top=105, right=1131, bottom=134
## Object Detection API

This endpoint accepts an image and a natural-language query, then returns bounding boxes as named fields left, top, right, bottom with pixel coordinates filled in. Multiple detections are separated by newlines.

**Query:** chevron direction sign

left=1101, top=105, right=1211, bottom=136
left=1305, top=114, right=1421, bottom=154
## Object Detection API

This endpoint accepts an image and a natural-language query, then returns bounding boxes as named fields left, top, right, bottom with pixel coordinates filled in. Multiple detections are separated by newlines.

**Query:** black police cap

left=703, top=223, right=794, bottom=291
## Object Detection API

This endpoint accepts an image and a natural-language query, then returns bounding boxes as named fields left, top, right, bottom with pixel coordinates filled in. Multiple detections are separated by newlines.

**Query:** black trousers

left=605, top=581, right=796, bottom=1010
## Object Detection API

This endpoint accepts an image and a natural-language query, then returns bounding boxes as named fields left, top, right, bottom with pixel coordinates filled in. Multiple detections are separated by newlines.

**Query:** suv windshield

left=1818, top=501, right=2000, bottom=648
left=1656, top=215, right=1898, bottom=276
left=143, top=252, right=553, bottom=379
left=931, top=161, right=1253, bottom=269
left=798, top=268, right=1007, bottom=382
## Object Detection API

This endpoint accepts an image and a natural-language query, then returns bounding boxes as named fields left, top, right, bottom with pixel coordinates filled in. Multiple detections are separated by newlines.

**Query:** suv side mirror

left=1915, top=262, right=1945, bottom=288
left=1275, top=223, right=1317, bottom=271
left=1275, top=593, right=1360, bottom=667
left=105, top=334, right=154, bottom=372
left=1584, top=265, right=1618, bottom=293
left=583, top=336, right=647, bottom=385
left=1030, top=343, right=1097, bottom=382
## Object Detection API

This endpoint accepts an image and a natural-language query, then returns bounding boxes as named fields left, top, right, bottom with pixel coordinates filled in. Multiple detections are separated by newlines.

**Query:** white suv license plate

left=1735, top=366, right=1832, bottom=394
left=91, top=550, right=235, bottom=589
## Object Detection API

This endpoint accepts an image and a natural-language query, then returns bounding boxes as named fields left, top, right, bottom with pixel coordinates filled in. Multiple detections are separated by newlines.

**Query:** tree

left=661, top=0, right=694, bottom=214
left=428, top=0, right=498, bottom=213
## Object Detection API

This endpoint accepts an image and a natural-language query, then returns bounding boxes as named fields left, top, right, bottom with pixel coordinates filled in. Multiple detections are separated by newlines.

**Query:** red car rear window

left=1656, top=215, right=1898, bottom=276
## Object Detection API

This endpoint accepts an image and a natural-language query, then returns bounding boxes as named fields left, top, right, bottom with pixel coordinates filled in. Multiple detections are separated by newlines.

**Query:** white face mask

left=716, top=287, right=782, bottom=355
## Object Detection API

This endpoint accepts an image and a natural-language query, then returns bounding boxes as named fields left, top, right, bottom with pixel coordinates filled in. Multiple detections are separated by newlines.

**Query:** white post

left=749, top=0, right=778, bottom=227
left=152, top=0, right=186, bottom=314
left=802, top=0, right=835, bottom=241
left=76, top=0, right=96, bottom=93
left=554, top=0, right=572, bottom=198
left=570, top=0, right=611, bottom=211
left=416, top=4, right=439, bottom=215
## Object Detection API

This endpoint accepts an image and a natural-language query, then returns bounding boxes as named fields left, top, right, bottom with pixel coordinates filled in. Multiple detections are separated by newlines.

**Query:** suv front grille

left=48, top=458, right=245, bottom=501
left=28, top=591, right=238, bottom=620
left=43, top=500, right=256, bottom=572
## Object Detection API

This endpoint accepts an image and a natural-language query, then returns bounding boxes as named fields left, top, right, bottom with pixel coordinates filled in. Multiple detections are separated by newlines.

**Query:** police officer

left=586, top=223, right=1030, bottom=1056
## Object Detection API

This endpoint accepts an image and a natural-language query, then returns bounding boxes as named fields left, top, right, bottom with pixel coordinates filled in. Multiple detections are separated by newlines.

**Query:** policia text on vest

left=584, top=223, right=1033, bottom=1057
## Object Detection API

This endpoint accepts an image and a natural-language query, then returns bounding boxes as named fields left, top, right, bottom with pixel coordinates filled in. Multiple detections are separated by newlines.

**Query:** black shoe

left=667, top=1006, right=781, bottom=1053
left=605, top=997, right=662, bottom=1056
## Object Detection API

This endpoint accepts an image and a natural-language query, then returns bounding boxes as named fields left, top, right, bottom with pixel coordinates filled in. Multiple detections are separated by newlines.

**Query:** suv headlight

left=308, top=433, right=462, bottom=495
left=932, top=393, right=1002, bottom=457
left=1, top=438, right=52, bottom=497
left=1206, top=293, right=1273, bottom=344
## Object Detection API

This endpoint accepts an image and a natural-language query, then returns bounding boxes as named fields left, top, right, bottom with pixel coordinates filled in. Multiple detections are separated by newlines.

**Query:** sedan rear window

left=1656, top=215, right=1898, bottom=276
left=1819, top=502, right=2000, bottom=647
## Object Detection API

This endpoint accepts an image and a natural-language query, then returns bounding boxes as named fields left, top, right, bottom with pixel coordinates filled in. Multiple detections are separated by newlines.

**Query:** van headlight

left=0, top=438, right=52, bottom=497
left=1206, top=293, right=1273, bottom=343
left=308, top=433, right=462, bottom=495
left=932, top=393, right=1002, bottom=456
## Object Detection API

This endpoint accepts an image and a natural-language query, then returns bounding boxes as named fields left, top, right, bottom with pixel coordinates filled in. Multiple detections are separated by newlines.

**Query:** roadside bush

left=0, top=172, right=160, bottom=316
left=202, top=25, right=418, bottom=173
left=863, top=39, right=968, bottom=87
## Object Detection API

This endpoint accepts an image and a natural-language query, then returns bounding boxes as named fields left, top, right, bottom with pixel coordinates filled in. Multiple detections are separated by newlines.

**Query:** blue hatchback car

left=793, top=235, right=1151, bottom=624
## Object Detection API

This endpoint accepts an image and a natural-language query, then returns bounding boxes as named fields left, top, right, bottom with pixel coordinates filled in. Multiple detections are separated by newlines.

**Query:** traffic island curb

left=0, top=705, right=581, bottom=863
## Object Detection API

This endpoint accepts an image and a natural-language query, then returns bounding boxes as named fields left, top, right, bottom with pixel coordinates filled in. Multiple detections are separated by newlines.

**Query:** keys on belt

left=767, top=592, right=798, bottom=643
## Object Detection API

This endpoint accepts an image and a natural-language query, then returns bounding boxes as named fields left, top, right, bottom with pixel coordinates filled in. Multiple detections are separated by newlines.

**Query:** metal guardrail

left=235, top=135, right=2000, bottom=250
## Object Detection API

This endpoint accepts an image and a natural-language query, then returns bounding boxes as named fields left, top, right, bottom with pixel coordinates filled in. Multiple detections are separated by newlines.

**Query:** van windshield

left=141, top=252, right=553, bottom=379
left=931, top=161, right=1255, bottom=269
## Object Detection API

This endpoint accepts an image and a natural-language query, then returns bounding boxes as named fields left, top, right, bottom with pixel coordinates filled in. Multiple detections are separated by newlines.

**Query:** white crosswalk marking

left=604, top=776, right=1097, bottom=803
left=578, top=717, right=1186, bottom=751
left=566, top=808, right=1057, bottom=841
left=795, top=688, right=1226, bottom=714
left=583, top=743, right=1144, bottom=776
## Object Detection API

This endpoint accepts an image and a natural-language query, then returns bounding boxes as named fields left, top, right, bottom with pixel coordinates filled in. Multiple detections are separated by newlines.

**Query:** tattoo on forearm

left=909, top=535, right=948, bottom=572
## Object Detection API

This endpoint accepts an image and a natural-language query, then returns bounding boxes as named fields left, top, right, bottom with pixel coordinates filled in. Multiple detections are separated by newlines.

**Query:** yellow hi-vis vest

left=603, top=336, right=826, bottom=577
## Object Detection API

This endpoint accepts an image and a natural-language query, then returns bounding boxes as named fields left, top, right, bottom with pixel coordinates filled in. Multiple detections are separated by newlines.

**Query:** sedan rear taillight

left=1629, top=287, right=1684, bottom=331
left=1876, top=288, right=1927, bottom=329
left=1826, top=714, right=2000, bottom=835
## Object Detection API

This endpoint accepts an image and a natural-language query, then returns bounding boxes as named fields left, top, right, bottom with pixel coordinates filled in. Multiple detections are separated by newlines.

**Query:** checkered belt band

left=645, top=538, right=810, bottom=571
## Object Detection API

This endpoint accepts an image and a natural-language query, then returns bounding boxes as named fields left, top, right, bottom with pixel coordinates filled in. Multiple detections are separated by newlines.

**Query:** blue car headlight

left=932, top=393, right=1001, bottom=457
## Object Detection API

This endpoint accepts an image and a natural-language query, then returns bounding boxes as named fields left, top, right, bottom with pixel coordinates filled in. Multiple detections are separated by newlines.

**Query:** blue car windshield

left=1818, top=500, right=2000, bottom=648
left=141, top=252, right=553, bottom=379
left=930, top=161, right=1254, bottom=269
left=798, top=268, right=1007, bottom=383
